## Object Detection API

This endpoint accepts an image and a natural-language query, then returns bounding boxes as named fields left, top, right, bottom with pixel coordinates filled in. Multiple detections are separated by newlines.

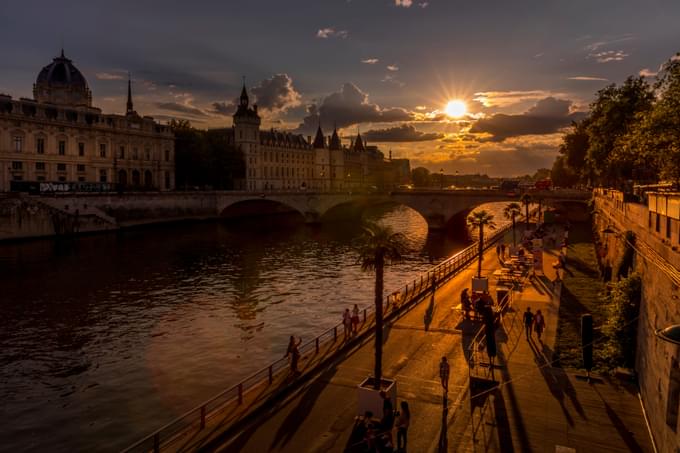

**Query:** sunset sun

left=444, top=99, right=467, bottom=118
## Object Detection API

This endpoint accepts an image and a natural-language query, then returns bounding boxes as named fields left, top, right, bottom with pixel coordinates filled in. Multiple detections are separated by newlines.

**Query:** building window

left=58, top=140, right=66, bottom=155
left=145, top=147, right=150, bottom=160
left=119, top=146, right=125, bottom=159
left=36, top=137, right=45, bottom=154
left=11, top=161, right=23, bottom=170
left=57, top=163, right=66, bottom=171
left=36, top=162, right=45, bottom=171
left=132, top=147, right=138, bottom=160
left=99, top=169, right=107, bottom=183
left=656, top=213, right=661, bottom=233
left=164, top=171, right=170, bottom=189
left=100, top=143, right=107, bottom=158
left=78, top=176, right=86, bottom=182
left=58, top=176, right=66, bottom=182
left=667, top=217, right=672, bottom=239
left=77, top=164, right=85, bottom=172
left=13, top=136, right=23, bottom=152
left=165, top=149, right=170, bottom=161
left=78, top=142, right=85, bottom=157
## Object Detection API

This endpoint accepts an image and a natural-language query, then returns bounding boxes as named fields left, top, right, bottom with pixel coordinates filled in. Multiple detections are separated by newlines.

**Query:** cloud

left=419, top=2, right=429, bottom=7
left=473, top=90, right=561, bottom=109
left=639, top=68, right=657, bottom=78
left=250, top=74, right=301, bottom=111
left=294, top=82, right=413, bottom=134
left=386, top=65, right=399, bottom=71
left=588, top=50, right=629, bottom=63
left=568, top=76, right=608, bottom=81
left=584, top=35, right=634, bottom=52
left=156, top=102, right=208, bottom=117
left=317, top=28, right=348, bottom=39
left=212, top=101, right=234, bottom=116
left=362, top=124, right=444, bottom=142
left=95, top=72, right=125, bottom=80
left=395, top=0, right=413, bottom=6
left=469, top=97, right=585, bottom=141
left=361, top=58, right=379, bottom=64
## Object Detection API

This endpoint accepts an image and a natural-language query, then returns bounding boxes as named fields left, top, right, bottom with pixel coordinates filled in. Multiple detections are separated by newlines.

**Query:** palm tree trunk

left=512, top=215, right=516, bottom=248
left=477, top=224, right=484, bottom=278
left=374, top=252, right=384, bottom=389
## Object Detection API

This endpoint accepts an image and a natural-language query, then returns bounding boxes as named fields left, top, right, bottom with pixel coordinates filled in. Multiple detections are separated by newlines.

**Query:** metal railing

left=123, top=218, right=520, bottom=453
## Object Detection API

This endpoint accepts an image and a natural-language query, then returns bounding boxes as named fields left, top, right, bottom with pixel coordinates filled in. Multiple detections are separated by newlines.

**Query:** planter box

left=357, top=377, right=397, bottom=417
left=472, top=276, right=489, bottom=292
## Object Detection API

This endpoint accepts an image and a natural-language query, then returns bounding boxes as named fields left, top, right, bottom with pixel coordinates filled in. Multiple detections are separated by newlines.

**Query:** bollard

left=238, top=383, right=243, bottom=404
left=316, top=337, right=319, bottom=353
left=268, top=365, right=273, bottom=384
left=200, top=406, right=206, bottom=429
left=154, top=433, right=160, bottom=453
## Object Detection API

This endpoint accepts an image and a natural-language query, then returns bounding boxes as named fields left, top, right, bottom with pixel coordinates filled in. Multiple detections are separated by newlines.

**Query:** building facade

left=216, top=84, right=404, bottom=192
left=0, top=50, right=175, bottom=192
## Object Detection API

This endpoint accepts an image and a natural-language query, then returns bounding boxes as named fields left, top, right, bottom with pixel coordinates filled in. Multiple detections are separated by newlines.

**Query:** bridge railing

left=122, top=216, right=520, bottom=453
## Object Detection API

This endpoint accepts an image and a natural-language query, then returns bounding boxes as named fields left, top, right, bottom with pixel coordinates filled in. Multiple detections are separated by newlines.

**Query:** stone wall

left=593, top=189, right=680, bottom=452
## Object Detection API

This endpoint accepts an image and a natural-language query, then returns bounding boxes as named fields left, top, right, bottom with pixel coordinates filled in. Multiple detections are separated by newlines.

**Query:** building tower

left=329, top=124, right=345, bottom=190
left=126, top=73, right=135, bottom=116
left=313, top=122, right=331, bottom=191
left=233, top=80, right=261, bottom=191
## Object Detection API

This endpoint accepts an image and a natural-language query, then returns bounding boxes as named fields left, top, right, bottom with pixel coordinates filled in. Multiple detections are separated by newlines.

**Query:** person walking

left=534, top=309, right=546, bottom=341
left=395, top=400, right=410, bottom=452
left=523, top=307, right=534, bottom=340
left=342, top=308, right=352, bottom=340
left=351, top=303, right=360, bottom=334
left=285, top=335, right=302, bottom=374
left=439, top=356, right=450, bottom=394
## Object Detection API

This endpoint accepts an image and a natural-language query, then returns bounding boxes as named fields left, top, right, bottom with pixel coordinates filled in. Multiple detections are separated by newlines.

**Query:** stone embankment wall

left=593, top=188, right=680, bottom=453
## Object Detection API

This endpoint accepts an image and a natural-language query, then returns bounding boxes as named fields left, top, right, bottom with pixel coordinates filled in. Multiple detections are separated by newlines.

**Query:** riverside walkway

left=209, top=223, right=654, bottom=453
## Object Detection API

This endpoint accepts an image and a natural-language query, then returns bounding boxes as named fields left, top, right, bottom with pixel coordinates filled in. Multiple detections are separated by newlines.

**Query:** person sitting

left=461, top=288, right=472, bottom=320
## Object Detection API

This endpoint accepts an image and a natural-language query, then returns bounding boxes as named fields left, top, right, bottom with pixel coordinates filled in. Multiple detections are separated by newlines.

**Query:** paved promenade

left=182, top=226, right=654, bottom=453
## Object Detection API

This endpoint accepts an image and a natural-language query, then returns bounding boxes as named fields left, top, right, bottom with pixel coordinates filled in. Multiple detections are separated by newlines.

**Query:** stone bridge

left=1, top=189, right=590, bottom=240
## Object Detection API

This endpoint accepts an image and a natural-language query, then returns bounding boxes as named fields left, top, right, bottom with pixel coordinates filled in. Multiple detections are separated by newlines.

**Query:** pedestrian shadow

left=490, top=388, right=514, bottom=453
left=527, top=339, right=575, bottom=426
left=424, top=296, right=435, bottom=331
left=438, top=397, right=448, bottom=452
left=592, top=385, right=644, bottom=453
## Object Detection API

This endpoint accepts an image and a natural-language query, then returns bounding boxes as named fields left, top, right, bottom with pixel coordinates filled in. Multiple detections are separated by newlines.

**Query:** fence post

left=238, top=383, right=243, bottom=404
left=268, top=365, right=273, bottom=384
left=200, top=406, right=206, bottom=429
left=334, top=326, right=337, bottom=341
left=154, top=433, right=160, bottom=453
left=315, top=337, right=319, bottom=352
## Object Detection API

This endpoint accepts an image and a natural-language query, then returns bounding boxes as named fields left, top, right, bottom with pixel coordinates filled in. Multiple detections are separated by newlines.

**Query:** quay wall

left=593, top=189, right=680, bottom=453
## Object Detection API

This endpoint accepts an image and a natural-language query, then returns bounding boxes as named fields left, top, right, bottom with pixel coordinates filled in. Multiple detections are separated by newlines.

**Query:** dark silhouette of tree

left=358, top=223, right=407, bottom=389
left=467, top=210, right=496, bottom=278
left=411, top=167, right=431, bottom=187
left=520, top=193, right=532, bottom=229
left=504, top=202, right=521, bottom=248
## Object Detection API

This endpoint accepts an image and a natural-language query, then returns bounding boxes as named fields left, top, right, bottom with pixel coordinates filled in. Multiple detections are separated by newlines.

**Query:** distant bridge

left=6, top=189, right=590, bottom=237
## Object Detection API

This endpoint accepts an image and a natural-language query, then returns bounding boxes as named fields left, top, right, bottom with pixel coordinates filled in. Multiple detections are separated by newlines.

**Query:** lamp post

left=602, top=225, right=680, bottom=345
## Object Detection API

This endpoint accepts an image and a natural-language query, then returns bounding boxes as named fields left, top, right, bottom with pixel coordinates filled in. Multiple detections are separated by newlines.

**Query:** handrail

left=122, top=214, right=524, bottom=452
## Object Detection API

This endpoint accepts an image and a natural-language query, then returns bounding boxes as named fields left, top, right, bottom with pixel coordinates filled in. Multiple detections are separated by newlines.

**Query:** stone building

left=0, top=50, right=175, bottom=192
left=215, top=84, right=403, bottom=191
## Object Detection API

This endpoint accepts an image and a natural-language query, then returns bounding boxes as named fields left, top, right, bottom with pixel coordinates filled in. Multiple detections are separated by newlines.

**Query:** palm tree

left=467, top=210, right=496, bottom=278
left=358, top=222, right=408, bottom=389
left=503, top=202, right=522, bottom=248
left=520, top=193, right=532, bottom=229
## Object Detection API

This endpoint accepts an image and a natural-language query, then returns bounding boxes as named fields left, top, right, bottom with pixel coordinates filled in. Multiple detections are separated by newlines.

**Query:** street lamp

left=440, top=168, right=444, bottom=190
left=603, top=225, right=680, bottom=345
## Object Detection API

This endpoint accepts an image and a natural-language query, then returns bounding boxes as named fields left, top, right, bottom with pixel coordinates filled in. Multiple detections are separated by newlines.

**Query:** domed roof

left=33, top=50, right=92, bottom=106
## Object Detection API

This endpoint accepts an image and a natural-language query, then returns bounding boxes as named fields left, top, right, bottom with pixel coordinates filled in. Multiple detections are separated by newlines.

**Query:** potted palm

left=356, top=222, right=407, bottom=415
left=468, top=210, right=496, bottom=292
left=503, top=202, right=521, bottom=251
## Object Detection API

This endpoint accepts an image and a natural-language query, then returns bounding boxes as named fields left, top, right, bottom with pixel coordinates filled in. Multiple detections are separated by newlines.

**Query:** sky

left=1, top=0, right=680, bottom=176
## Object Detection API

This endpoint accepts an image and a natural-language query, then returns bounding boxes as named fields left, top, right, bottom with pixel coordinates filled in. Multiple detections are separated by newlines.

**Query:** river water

left=0, top=202, right=511, bottom=452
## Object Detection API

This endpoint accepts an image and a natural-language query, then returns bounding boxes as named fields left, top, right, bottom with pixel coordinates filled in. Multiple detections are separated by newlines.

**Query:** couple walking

left=342, top=304, right=361, bottom=339
left=523, top=307, right=546, bottom=341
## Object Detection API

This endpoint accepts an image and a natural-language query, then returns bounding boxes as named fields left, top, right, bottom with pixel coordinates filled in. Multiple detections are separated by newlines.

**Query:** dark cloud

left=156, top=102, right=207, bottom=117
left=294, top=83, right=413, bottom=134
left=212, top=101, right=234, bottom=116
left=362, top=124, right=443, bottom=142
left=250, top=74, right=301, bottom=111
left=469, top=97, right=585, bottom=141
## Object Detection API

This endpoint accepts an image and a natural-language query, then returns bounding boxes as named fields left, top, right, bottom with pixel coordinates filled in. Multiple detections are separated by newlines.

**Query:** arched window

left=144, top=170, right=153, bottom=188
left=118, top=169, right=128, bottom=186
left=132, top=170, right=141, bottom=186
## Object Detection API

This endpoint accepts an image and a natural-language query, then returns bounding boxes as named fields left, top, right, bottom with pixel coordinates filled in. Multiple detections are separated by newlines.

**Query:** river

left=0, top=201, right=512, bottom=452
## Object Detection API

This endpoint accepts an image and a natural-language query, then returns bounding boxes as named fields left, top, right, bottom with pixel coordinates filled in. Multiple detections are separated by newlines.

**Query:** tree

left=532, top=168, right=551, bottom=181
left=520, top=193, right=532, bottom=229
left=467, top=211, right=496, bottom=278
left=358, top=223, right=408, bottom=389
left=551, top=155, right=579, bottom=187
left=411, top=167, right=431, bottom=187
left=503, top=202, right=521, bottom=248
left=557, top=120, right=590, bottom=184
